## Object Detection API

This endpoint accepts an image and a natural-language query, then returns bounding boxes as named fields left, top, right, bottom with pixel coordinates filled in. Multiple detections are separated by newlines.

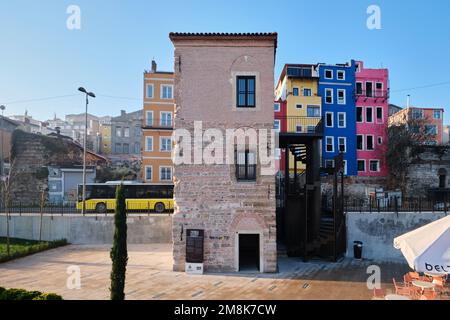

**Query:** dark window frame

left=236, top=76, right=256, bottom=108
left=236, top=150, right=257, bottom=181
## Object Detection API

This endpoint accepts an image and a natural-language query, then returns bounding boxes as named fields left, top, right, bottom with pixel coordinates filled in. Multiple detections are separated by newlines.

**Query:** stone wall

left=346, top=212, right=446, bottom=260
left=0, top=214, right=172, bottom=244
left=9, top=130, right=106, bottom=204
left=406, top=146, right=450, bottom=194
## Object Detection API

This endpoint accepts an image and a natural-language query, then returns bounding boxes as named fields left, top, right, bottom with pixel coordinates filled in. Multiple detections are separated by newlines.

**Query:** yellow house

left=141, top=60, right=174, bottom=183
left=99, top=123, right=111, bottom=155
left=275, top=64, right=322, bottom=173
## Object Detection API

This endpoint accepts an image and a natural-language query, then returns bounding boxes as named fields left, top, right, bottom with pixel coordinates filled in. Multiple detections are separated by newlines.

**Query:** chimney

left=406, top=95, right=411, bottom=108
left=151, top=60, right=157, bottom=73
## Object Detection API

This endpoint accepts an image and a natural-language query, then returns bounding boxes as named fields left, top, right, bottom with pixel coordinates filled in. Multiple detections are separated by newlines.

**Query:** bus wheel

left=95, top=203, right=107, bottom=213
left=154, top=202, right=165, bottom=213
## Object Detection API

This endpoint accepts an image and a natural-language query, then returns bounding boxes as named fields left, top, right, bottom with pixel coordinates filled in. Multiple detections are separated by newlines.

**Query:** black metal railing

left=344, top=195, right=450, bottom=213
left=276, top=116, right=323, bottom=135
left=236, top=164, right=257, bottom=181
left=142, top=118, right=173, bottom=130
left=355, top=89, right=389, bottom=100
left=0, top=201, right=174, bottom=215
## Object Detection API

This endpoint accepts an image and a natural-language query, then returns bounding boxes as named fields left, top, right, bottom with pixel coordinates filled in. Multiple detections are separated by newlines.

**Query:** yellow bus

left=76, top=183, right=174, bottom=213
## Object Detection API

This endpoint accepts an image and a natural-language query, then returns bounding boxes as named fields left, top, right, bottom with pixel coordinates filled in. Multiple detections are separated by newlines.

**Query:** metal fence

left=345, top=196, right=450, bottom=213
left=0, top=201, right=174, bottom=215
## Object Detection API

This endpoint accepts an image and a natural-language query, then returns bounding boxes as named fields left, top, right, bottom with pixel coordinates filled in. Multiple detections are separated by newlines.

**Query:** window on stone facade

left=146, top=111, right=153, bottom=126
left=116, top=127, right=122, bottom=137
left=237, top=76, right=256, bottom=108
left=303, top=88, right=312, bottom=96
left=124, top=127, right=130, bottom=138
left=134, top=142, right=140, bottom=154
left=296, top=125, right=302, bottom=133
left=274, top=103, right=280, bottom=112
left=292, top=87, right=299, bottom=96
left=123, top=143, right=129, bottom=154
left=337, top=70, right=345, bottom=80
left=325, top=70, right=333, bottom=79
left=412, top=109, right=424, bottom=119
left=115, top=143, right=122, bottom=153
left=425, top=125, right=437, bottom=135
left=236, top=150, right=256, bottom=181
left=378, top=136, right=383, bottom=145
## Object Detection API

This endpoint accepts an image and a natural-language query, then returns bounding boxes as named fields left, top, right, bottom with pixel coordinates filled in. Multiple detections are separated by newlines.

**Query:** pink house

left=355, top=61, right=389, bottom=177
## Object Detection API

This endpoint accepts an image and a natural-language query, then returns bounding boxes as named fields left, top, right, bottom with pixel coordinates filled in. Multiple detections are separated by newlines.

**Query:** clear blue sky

left=1, top=0, right=450, bottom=123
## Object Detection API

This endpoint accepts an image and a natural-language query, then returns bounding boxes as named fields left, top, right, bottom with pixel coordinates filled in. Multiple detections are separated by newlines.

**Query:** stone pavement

left=0, top=244, right=428, bottom=300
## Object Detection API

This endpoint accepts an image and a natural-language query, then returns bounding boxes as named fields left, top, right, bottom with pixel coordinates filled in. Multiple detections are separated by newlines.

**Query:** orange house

left=141, top=60, right=174, bottom=183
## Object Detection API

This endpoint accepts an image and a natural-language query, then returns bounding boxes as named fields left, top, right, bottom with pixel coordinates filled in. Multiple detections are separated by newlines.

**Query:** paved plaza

left=0, top=244, right=424, bottom=300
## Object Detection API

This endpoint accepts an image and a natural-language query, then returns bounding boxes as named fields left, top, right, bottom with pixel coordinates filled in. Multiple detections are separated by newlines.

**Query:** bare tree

left=387, top=116, right=435, bottom=192
left=1, top=154, right=17, bottom=257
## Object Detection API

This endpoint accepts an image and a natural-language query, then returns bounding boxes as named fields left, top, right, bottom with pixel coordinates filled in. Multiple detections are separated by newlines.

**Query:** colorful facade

left=141, top=60, right=174, bottom=183
left=355, top=61, right=389, bottom=177
left=274, top=64, right=322, bottom=174
left=318, top=61, right=357, bottom=175
left=388, top=107, right=444, bottom=145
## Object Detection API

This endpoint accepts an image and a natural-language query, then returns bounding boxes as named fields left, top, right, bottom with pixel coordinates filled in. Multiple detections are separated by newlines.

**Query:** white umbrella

left=394, top=214, right=450, bottom=274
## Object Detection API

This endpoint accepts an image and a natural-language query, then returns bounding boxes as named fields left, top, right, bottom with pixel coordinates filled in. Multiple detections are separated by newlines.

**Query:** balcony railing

left=142, top=119, right=173, bottom=130
left=275, top=116, right=323, bottom=135
left=355, top=89, right=390, bottom=100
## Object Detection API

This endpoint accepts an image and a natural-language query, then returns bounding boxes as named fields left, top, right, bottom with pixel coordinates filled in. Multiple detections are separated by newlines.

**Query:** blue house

left=317, top=61, right=357, bottom=176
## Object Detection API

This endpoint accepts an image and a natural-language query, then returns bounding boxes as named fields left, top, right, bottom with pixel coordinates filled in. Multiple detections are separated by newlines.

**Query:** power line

left=97, top=94, right=141, bottom=101
left=392, top=80, right=450, bottom=93
left=1, top=94, right=79, bottom=105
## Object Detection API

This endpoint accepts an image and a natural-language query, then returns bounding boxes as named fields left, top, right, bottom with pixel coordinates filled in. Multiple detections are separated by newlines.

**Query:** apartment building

left=318, top=61, right=357, bottom=176
left=389, top=106, right=445, bottom=145
left=110, top=109, right=142, bottom=156
left=274, top=64, right=322, bottom=174
left=141, top=60, right=174, bottom=183
left=170, top=32, right=278, bottom=273
left=355, top=61, right=389, bottom=177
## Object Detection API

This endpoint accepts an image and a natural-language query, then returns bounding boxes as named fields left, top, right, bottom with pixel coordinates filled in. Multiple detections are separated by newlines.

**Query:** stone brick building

left=9, top=130, right=107, bottom=204
left=170, top=32, right=278, bottom=273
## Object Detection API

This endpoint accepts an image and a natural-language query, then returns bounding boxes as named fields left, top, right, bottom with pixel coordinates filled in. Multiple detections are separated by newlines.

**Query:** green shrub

left=0, top=288, right=62, bottom=300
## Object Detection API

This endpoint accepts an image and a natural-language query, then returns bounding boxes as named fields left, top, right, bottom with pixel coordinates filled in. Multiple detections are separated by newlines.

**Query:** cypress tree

left=110, top=183, right=128, bottom=300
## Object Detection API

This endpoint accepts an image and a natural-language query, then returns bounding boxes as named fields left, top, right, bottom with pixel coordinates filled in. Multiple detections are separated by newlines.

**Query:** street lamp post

left=0, top=105, right=5, bottom=178
left=78, top=87, right=95, bottom=215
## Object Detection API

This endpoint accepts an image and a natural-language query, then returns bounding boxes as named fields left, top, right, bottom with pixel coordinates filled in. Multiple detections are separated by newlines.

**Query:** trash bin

left=353, top=241, right=363, bottom=260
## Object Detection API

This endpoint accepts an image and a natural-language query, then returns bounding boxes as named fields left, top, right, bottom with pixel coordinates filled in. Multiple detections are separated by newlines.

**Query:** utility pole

left=78, top=88, right=95, bottom=215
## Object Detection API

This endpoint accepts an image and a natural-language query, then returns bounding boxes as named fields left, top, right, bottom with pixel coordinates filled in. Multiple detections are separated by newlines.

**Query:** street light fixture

left=78, top=87, right=95, bottom=215
left=0, top=105, right=5, bottom=178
